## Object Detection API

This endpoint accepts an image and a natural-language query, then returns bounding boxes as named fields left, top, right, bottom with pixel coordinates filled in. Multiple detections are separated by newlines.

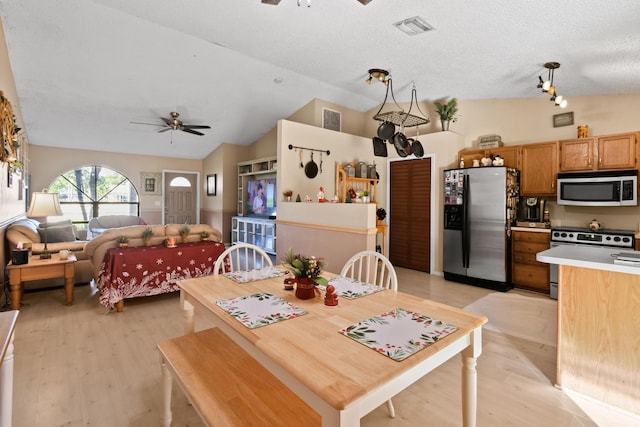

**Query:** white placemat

left=223, top=268, right=285, bottom=284
left=324, top=276, right=385, bottom=299
left=215, top=292, right=307, bottom=329
left=339, top=308, right=458, bottom=361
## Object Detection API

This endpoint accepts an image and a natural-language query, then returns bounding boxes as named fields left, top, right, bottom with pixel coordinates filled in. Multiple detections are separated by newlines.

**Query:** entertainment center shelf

left=231, top=216, right=276, bottom=254
left=237, top=156, right=277, bottom=216
left=234, top=156, right=278, bottom=254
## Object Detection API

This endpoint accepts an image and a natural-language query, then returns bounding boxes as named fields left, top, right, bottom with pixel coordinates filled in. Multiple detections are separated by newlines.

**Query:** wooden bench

left=158, top=327, right=321, bottom=426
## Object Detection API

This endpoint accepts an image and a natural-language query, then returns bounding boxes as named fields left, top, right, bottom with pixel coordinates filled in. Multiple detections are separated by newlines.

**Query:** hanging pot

left=377, top=121, right=395, bottom=140
left=393, top=132, right=410, bottom=157
left=304, top=152, right=318, bottom=178
left=412, top=140, right=424, bottom=157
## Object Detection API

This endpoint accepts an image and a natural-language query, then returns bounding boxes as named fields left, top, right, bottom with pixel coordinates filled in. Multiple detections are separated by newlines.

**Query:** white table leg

left=160, top=357, right=173, bottom=427
left=461, top=327, right=482, bottom=427
left=0, top=334, right=15, bottom=427
left=181, top=292, right=195, bottom=335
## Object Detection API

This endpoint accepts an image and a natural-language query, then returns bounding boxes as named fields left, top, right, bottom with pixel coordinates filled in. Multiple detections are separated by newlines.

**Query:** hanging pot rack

left=372, top=79, right=430, bottom=128
left=288, top=144, right=330, bottom=155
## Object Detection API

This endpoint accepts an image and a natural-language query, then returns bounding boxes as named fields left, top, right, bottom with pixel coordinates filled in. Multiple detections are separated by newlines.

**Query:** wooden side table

left=6, top=254, right=76, bottom=310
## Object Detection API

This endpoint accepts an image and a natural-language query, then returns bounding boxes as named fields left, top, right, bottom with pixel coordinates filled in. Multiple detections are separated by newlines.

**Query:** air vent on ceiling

left=393, top=16, right=434, bottom=36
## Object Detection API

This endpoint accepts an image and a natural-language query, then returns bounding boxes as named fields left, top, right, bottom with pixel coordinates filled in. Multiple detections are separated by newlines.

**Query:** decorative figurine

left=324, top=284, right=338, bottom=306
left=318, top=186, right=326, bottom=202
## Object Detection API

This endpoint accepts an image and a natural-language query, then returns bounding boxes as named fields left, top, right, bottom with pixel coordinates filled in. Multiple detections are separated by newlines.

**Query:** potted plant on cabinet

left=116, top=235, right=129, bottom=248
left=434, top=97, right=458, bottom=131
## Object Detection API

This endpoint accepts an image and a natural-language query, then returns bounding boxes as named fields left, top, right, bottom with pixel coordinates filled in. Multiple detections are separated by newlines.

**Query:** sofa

left=88, top=215, right=146, bottom=238
left=83, top=223, right=224, bottom=311
left=6, top=218, right=94, bottom=289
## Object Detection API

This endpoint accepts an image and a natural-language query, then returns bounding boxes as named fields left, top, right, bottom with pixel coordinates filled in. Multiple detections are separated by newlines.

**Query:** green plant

left=200, top=230, right=211, bottom=238
left=434, top=97, right=459, bottom=122
left=141, top=226, right=154, bottom=239
left=282, top=248, right=328, bottom=286
left=179, top=224, right=191, bottom=236
left=116, top=235, right=129, bottom=244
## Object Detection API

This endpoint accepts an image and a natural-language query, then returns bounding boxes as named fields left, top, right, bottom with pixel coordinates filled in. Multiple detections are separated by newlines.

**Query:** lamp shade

left=27, top=191, right=63, bottom=218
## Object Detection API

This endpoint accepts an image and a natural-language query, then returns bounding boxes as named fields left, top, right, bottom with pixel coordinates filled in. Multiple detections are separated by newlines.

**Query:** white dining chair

left=213, top=243, right=273, bottom=275
left=340, top=250, right=398, bottom=417
left=340, top=250, right=398, bottom=291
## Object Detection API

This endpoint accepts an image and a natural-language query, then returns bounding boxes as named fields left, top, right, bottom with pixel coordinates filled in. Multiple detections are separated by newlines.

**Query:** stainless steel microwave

left=557, top=170, right=637, bottom=206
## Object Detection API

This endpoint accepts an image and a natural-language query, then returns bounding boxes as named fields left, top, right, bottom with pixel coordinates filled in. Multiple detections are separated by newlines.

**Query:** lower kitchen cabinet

left=512, top=229, right=550, bottom=293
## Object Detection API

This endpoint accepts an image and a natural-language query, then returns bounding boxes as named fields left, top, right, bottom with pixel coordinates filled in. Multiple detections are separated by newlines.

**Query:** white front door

left=163, top=171, right=200, bottom=224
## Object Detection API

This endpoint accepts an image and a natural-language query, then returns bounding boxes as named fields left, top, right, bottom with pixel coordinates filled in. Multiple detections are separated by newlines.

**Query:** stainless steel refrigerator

left=443, top=167, right=519, bottom=291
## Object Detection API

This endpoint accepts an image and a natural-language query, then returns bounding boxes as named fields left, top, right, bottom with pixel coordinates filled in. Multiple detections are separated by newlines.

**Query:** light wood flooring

left=7, top=268, right=639, bottom=426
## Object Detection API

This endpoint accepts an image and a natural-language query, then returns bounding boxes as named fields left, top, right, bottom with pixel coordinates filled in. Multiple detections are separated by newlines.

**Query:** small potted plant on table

left=141, top=226, right=154, bottom=246
left=179, top=224, right=191, bottom=243
left=116, top=235, right=129, bottom=248
left=200, top=230, right=211, bottom=242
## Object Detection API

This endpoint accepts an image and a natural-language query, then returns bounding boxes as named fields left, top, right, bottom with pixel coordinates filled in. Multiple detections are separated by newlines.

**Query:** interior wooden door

left=164, top=172, right=199, bottom=224
left=389, top=158, right=431, bottom=272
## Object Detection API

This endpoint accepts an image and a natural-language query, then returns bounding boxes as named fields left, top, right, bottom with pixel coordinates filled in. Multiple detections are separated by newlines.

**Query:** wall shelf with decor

left=335, top=163, right=378, bottom=203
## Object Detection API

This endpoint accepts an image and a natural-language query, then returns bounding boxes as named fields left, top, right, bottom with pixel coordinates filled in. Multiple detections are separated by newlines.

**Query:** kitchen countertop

left=511, top=226, right=551, bottom=233
left=537, top=245, right=640, bottom=275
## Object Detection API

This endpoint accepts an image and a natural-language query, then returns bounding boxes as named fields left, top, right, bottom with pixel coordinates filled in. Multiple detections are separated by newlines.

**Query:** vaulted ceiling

left=1, top=0, right=639, bottom=159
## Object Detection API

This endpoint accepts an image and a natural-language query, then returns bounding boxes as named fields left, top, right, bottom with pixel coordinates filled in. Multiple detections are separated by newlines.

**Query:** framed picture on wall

left=140, top=171, right=162, bottom=195
left=207, top=174, right=216, bottom=196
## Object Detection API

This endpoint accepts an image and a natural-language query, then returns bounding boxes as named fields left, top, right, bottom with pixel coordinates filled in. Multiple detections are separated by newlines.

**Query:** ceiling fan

left=261, top=0, right=372, bottom=5
left=131, top=112, right=211, bottom=136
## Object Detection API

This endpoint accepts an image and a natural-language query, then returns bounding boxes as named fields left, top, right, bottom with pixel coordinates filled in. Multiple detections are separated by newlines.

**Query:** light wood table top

left=179, top=271, right=487, bottom=426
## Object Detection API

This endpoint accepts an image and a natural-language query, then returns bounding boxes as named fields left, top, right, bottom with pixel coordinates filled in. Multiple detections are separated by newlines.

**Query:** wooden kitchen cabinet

left=520, top=142, right=558, bottom=196
left=511, top=230, right=550, bottom=293
left=596, top=132, right=637, bottom=170
left=559, top=138, right=595, bottom=171
left=559, top=132, right=637, bottom=172
left=457, top=146, right=519, bottom=169
left=486, top=146, right=519, bottom=169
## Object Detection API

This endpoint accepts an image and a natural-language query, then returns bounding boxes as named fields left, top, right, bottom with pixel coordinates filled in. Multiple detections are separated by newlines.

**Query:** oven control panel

left=551, top=229, right=635, bottom=248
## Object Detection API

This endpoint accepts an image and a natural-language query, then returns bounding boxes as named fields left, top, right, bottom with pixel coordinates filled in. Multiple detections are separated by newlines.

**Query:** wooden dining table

left=178, top=270, right=487, bottom=427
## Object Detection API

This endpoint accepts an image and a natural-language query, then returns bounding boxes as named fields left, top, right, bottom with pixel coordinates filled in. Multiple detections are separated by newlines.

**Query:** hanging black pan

left=304, top=152, right=318, bottom=178
left=412, top=139, right=424, bottom=157
left=393, top=132, right=410, bottom=157
left=377, top=121, right=395, bottom=140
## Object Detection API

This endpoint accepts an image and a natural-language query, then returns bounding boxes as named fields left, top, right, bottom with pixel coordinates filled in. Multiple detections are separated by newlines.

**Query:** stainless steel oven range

left=549, top=227, right=635, bottom=299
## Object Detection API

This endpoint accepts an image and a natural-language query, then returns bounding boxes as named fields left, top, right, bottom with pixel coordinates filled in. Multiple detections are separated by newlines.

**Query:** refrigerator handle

left=462, top=174, right=470, bottom=268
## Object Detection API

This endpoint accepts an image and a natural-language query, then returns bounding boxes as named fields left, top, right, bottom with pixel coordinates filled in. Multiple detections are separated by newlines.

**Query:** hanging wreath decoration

left=1, top=90, right=19, bottom=163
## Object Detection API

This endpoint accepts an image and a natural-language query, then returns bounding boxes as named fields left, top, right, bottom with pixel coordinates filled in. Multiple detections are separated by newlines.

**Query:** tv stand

left=231, top=216, right=276, bottom=255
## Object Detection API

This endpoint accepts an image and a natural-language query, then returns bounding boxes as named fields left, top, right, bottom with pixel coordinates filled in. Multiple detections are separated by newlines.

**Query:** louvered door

left=389, top=158, right=431, bottom=272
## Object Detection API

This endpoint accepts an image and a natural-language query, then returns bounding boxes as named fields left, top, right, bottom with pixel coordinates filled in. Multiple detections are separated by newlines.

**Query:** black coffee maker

left=520, top=197, right=545, bottom=222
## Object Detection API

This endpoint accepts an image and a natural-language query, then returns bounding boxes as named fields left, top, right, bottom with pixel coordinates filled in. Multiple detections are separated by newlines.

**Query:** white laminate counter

left=536, top=245, right=640, bottom=275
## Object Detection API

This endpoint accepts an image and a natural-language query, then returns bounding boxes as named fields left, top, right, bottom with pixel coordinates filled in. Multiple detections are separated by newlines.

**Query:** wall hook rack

left=288, top=144, right=330, bottom=156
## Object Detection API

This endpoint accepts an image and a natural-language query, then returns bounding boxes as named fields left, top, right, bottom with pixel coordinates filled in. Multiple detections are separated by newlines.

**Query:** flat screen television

left=247, top=177, right=276, bottom=217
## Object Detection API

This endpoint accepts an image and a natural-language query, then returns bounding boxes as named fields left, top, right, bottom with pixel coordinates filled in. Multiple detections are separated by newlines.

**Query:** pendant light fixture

left=536, top=62, right=568, bottom=108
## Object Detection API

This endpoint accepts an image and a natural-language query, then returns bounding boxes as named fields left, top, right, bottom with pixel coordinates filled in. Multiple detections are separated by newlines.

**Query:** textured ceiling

left=1, top=0, right=640, bottom=159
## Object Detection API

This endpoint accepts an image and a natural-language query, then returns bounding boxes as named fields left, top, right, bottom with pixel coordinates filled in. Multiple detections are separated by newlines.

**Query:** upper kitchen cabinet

left=486, top=146, right=519, bottom=169
left=559, top=138, right=595, bottom=171
left=596, top=132, right=637, bottom=170
left=559, top=132, right=637, bottom=172
left=520, top=142, right=558, bottom=196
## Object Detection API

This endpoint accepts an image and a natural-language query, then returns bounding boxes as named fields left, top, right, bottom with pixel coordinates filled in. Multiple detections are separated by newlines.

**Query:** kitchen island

left=537, top=245, right=640, bottom=416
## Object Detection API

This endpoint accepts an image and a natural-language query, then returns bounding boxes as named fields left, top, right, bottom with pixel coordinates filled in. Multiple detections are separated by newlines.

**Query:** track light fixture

left=366, top=68, right=390, bottom=86
left=537, top=62, right=568, bottom=108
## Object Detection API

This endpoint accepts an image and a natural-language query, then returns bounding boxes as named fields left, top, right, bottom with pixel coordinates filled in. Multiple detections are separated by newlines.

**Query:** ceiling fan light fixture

left=367, top=68, right=389, bottom=85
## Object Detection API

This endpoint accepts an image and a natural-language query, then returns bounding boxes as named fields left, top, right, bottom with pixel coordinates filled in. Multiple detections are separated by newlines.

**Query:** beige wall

left=28, top=146, right=202, bottom=224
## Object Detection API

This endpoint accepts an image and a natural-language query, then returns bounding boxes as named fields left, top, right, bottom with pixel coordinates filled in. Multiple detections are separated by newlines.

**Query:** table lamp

left=27, top=190, right=63, bottom=259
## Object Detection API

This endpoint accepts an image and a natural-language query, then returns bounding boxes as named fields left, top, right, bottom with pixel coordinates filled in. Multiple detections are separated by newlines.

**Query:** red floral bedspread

left=97, top=241, right=227, bottom=309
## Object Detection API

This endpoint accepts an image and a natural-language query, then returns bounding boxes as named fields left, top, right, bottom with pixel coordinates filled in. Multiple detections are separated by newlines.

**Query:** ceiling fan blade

left=130, top=121, right=164, bottom=127
left=157, top=127, right=171, bottom=133
left=357, top=0, right=373, bottom=4
left=261, top=0, right=281, bottom=4
left=161, top=117, right=175, bottom=126
left=181, top=128, right=205, bottom=136
left=182, top=125, right=211, bottom=129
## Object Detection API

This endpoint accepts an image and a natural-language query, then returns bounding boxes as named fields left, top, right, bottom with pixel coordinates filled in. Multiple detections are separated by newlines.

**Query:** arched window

left=48, top=166, right=140, bottom=233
